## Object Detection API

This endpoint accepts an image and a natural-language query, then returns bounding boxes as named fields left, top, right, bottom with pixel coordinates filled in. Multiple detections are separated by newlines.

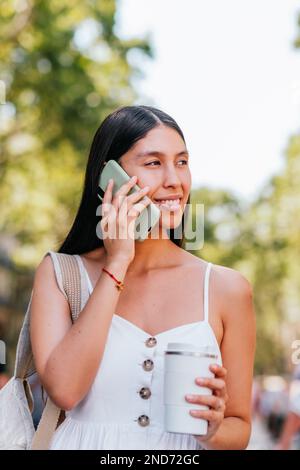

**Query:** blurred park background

left=1, top=0, right=300, bottom=449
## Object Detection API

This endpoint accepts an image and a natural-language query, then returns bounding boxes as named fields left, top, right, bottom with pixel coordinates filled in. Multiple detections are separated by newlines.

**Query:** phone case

left=98, top=160, right=161, bottom=242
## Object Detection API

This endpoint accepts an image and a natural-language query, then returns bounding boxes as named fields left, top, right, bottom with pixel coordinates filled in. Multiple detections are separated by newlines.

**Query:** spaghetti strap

left=203, top=262, right=213, bottom=323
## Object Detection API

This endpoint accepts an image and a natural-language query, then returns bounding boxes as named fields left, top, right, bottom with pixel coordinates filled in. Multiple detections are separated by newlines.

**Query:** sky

left=115, top=0, right=300, bottom=202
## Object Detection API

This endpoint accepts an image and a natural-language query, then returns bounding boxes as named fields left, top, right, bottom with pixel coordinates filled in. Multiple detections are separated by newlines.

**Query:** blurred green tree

left=188, top=133, right=300, bottom=375
left=251, top=135, right=300, bottom=374
left=0, top=0, right=152, bottom=266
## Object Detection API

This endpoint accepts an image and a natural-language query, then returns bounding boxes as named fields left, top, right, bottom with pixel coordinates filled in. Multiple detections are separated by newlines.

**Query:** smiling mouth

left=153, top=198, right=182, bottom=211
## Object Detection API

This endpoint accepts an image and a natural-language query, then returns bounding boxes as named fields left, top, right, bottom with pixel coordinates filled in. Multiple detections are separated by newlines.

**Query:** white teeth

left=156, top=198, right=180, bottom=205
left=155, top=198, right=181, bottom=211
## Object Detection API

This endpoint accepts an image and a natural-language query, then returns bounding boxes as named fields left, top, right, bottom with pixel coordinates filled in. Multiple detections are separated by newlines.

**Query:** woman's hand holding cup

left=185, top=364, right=229, bottom=443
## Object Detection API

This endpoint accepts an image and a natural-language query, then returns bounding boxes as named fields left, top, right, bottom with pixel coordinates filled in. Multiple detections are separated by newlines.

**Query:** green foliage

left=187, top=132, right=300, bottom=375
left=1, top=1, right=300, bottom=375
left=0, top=0, right=152, bottom=266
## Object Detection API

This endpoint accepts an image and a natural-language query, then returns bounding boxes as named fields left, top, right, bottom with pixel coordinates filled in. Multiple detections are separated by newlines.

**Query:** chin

left=157, top=208, right=185, bottom=234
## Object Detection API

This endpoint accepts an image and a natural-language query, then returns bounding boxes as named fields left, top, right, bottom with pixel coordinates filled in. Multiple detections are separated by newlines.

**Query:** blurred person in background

left=258, top=375, right=289, bottom=442
left=274, top=364, right=300, bottom=450
left=251, top=376, right=263, bottom=420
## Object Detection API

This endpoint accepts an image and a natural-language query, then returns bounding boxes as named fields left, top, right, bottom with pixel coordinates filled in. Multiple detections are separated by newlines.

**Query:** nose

left=161, top=163, right=182, bottom=188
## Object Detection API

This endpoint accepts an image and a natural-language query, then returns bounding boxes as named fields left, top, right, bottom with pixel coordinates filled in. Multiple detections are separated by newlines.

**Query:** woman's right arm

left=30, top=175, right=151, bottom=411
left=30, top=254, right=130, bottom=411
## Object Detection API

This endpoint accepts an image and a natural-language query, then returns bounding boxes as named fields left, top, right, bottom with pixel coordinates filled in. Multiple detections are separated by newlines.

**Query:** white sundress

left=49, top=258, right=223, bottom=450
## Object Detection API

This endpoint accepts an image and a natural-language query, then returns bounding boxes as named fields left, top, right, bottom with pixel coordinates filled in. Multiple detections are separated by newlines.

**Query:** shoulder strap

left=30, top=399, right=62, bottom=450
left=203, top=262, right=212, bottom=323
left=14, top=290, right=35, bottom=379
left=46, top=251, right=82, bottom=323
left=26, top=250, right=82, bottom=449
left=14, top=251, right=82, bottom=379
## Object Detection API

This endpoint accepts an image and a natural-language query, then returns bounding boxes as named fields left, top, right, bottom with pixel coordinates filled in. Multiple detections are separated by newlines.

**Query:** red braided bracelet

left=102, top=267, right=125, bottom=291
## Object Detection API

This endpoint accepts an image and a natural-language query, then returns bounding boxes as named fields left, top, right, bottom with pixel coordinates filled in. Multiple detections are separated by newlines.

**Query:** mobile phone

left=98, top=159, right=161, bottom=242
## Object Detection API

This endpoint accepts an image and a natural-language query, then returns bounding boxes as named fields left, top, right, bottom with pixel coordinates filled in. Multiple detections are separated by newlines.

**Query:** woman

left=30, top=105, right=256, bottom=450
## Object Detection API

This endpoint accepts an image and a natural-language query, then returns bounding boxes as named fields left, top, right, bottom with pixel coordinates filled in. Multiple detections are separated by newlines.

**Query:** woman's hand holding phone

left=100, top=175, right=151, bottom=264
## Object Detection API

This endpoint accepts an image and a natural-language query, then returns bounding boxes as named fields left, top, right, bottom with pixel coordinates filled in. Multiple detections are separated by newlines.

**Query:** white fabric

left=49, top=260, right=222, bottom=450
left=0, top=377, right=35, bottom=450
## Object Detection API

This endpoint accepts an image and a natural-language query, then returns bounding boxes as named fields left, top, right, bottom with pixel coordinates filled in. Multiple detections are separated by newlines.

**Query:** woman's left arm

left=186, top=268, right=256, bottom=450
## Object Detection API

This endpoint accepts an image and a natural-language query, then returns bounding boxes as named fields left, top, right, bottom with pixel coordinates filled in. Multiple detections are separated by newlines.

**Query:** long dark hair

left=58, top=105, right=190, bottom=254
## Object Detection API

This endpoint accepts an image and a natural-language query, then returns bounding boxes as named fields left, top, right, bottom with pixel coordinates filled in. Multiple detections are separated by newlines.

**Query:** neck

left=126, top=228, right=183, bottom=274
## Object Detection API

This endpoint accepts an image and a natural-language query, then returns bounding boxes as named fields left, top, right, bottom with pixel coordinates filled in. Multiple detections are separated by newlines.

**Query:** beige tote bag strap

left=30, top=251, right=82, bottom=450
left=55, top=252, right=82, bottom=322
left=30, top=400, right=62, bottom=450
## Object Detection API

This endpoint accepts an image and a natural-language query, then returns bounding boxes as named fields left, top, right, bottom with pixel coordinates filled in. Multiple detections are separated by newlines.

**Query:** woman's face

left=119, top=125, right=191, bottom=231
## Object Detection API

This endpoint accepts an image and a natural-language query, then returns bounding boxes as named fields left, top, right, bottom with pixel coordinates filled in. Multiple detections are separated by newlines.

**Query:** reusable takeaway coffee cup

left=163, top=342, right=220, bottom=435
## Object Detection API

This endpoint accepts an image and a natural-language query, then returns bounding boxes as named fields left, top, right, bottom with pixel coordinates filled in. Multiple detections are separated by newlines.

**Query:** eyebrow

left=135, top=150, right=189, bottom=159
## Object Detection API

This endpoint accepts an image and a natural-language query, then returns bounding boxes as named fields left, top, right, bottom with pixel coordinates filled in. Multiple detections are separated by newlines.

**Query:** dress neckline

left=113, top=312, right=206, bottom=338
left=75, top=255, right=221, bottom=351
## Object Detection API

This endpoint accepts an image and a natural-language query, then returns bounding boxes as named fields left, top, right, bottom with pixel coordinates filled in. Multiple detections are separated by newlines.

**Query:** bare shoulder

left=33, top=253, right=65, bottom=299
left=211, top=262, right=254, bottom=323
left=212, top=263, right=253, bottom=296
left=33, top=253, right=56, bottom=288
left=177, top=249, right=207, bottom=270
left=180, top=250, right=251, bottom=290
left=185, top=251, right=253, bottom=315
left=34, top=255, right=55, bottom=286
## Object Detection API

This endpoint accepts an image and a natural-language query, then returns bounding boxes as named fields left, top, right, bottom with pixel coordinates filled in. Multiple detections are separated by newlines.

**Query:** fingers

left=187, top=365, right=228, bottom=440
left=101, top=179, right=114, bottom=219
left=119, top=186, right=150, bottom=218
left=209, top=364, right=227, bottom=379
left=113, top=175, right=138, bottom=209
left=189, top=408, right=222, bottom=421
left=117, top=195, right=152, bottom=239
left=102, top=175, right=139, bottom=216
left=195, top=376, right=225, bottom=392
left=101, top=175, right=140, bottom=223
left=100, top=175, right=152, bottom=239
left=127, top=198, right=151, bottom=218
left=185, top=393, right=225, bottom=412
left=186, top=392, right=225, bottom=421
